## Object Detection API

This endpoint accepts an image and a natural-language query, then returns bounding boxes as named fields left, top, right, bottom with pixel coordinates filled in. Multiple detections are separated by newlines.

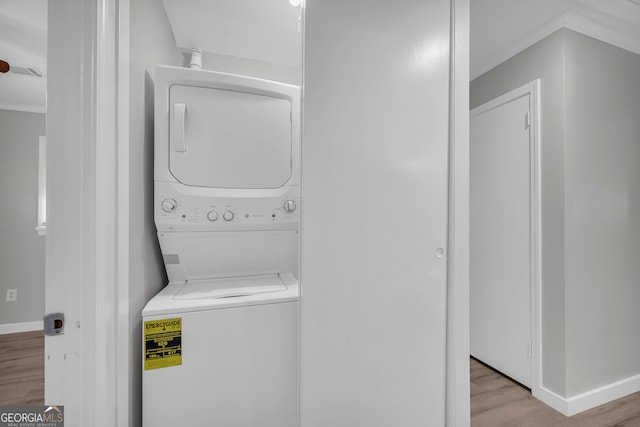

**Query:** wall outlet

left=6, top=289, right=17, bottom=302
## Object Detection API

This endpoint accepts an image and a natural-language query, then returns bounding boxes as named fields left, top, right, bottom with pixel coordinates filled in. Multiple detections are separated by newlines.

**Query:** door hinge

left=525, top=111, right=531, bottom=129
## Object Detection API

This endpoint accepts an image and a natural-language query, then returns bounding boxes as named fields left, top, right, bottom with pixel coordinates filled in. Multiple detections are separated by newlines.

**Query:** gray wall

left=0, top=110, right=46, bottom=326
left=128, top=1, right=301, bottom=425
left=470, top=29, right=568, bottom=396
left=563, top=30, right=640, bottom=396
left=471, top=28, right=640, bottom=399
left=128, top=1, right=179, bottom=424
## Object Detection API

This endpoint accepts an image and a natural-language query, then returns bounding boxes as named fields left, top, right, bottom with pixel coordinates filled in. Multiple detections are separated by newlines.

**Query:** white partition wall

left=301, top=1, right=456, bottom=425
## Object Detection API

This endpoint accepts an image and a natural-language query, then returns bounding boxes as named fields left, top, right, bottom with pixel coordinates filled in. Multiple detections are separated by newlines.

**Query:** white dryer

left=142, top=65, right=300, bottom=427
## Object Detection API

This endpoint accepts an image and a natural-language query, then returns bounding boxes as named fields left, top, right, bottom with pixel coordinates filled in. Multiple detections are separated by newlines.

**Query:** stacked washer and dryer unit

left=142, top=65, right=300, bottom=427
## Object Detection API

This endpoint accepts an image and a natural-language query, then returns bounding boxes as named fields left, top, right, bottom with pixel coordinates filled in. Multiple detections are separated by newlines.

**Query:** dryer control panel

left=155, top=184, right=299, bottom=232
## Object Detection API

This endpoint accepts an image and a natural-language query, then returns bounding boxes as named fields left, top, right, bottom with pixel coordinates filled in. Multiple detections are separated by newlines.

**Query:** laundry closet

left=137, top=1, right=469, bottom=426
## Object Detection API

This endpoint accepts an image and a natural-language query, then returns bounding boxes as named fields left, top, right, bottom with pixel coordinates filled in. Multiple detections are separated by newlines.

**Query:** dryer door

left=169, top=85, right=293, bottom=189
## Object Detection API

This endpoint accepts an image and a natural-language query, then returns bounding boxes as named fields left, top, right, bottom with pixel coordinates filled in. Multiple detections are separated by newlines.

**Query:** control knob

left=223, top=211, right=234, bottom=221
left=207, top=211, right=218, bottom=222
left=161, top=198, right=178, bottom=213
left=283, top=200, right=297, bottom=213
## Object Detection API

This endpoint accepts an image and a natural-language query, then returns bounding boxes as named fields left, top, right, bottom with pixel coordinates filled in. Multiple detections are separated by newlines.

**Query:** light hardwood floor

left=0, top=331, right=44, bottom=405
left=471, top=357, right=640, bottom=426
left=2, top=332, right=640, bottom=425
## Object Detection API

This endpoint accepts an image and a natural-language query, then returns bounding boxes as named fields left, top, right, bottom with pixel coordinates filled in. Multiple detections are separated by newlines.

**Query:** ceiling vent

left=10, top=66, right=45, bottom=78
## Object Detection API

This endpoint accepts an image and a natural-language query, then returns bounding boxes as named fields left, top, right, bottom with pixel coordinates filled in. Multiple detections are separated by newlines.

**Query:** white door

left=470, top=92, right=532, bottom=387
left=301, top=0, right=451, bottom=425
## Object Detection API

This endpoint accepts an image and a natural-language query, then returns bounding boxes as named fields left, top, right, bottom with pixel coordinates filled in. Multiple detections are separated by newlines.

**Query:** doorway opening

left=0, top=0, right=48, bottom=407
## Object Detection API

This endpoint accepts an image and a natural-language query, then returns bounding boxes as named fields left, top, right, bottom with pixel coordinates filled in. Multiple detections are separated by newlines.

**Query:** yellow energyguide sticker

left=144, top=317, right=182, bottom=370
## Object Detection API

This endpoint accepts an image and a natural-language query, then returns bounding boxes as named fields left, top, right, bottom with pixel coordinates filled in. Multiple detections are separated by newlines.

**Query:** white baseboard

left=0, top=321, right=44, bottom=335
left=534, top=373, right=640, bottom=417
left=532, top=386, right=567, bottom=415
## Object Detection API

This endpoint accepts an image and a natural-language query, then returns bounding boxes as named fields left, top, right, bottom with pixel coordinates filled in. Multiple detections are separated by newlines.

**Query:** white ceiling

left=0, top=0, right=47, bottom=113
left=162, top=0, right=302, bottom=67
left=2, top=0, right=640, bottom=113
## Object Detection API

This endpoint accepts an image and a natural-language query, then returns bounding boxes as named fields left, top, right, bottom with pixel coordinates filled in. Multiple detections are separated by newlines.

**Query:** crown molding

left=471, top=9, right=640, bottom=80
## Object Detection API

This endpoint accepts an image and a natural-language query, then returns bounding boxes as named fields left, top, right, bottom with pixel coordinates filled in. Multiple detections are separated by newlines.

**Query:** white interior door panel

left=470, top=93, right=532, bottom=387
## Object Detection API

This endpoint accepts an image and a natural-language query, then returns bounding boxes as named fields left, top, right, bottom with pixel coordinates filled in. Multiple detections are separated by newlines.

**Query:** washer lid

left=142, top=273, right=299, bottom=316
left=174, top=274, right=287, bottom=300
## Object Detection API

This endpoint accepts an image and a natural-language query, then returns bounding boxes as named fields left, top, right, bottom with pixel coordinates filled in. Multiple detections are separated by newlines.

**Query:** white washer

left=143, top=65, right=300, bottom=427
left=143, top=275, right=298, bottom=427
